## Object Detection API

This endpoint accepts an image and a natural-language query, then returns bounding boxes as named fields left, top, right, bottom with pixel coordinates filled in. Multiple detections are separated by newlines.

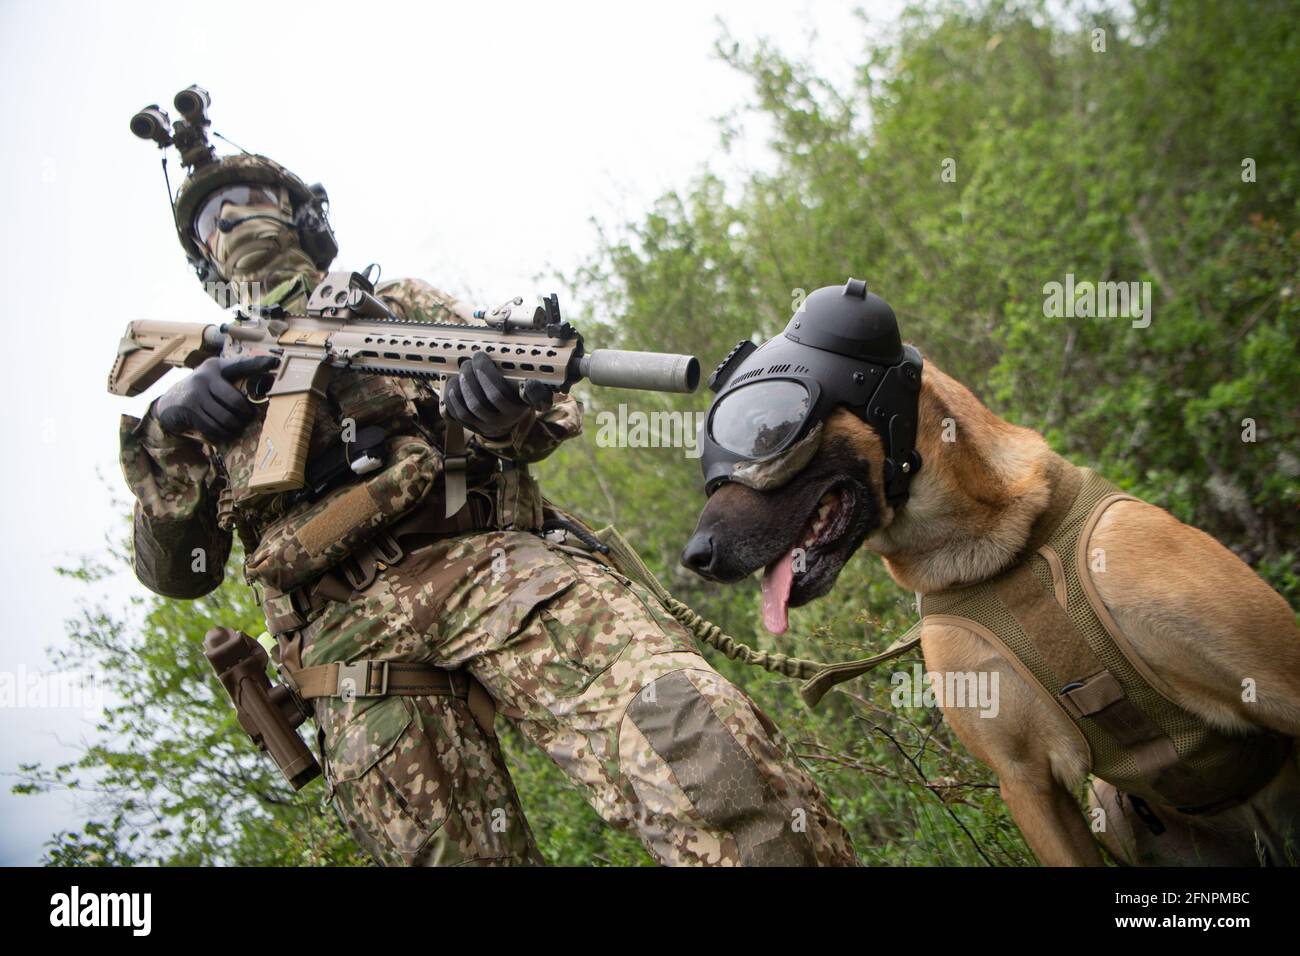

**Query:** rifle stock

left=108, top=320, right=219, bottom=396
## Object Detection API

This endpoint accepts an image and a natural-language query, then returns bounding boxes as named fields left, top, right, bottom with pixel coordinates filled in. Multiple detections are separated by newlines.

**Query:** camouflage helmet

left=172, top=153, right=338, bottom=282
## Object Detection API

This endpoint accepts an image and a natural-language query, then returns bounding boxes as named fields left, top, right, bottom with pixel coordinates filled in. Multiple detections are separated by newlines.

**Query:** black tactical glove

left=154, top=354, right=280, bottom=442
left=443, top=351, right=552, bottom=439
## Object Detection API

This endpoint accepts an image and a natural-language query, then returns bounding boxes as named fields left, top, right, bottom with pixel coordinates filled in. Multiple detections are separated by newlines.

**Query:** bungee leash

left=592, top=525, right=921, bottom=708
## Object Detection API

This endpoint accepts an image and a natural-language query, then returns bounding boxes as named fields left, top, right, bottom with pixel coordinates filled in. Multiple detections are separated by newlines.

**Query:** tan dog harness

left=920, top=466, right=1289, bottom=814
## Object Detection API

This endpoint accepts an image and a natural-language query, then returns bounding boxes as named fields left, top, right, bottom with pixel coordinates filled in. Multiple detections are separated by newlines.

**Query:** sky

left=0, top=0, right=903, bottom=865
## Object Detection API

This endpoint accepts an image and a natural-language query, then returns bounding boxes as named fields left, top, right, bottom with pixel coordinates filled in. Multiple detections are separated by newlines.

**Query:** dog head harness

left=699, top=278, right=923, bottom=504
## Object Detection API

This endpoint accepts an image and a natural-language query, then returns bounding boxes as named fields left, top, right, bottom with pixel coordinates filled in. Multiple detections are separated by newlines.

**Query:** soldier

left=120, top=92, right=856, bottom=866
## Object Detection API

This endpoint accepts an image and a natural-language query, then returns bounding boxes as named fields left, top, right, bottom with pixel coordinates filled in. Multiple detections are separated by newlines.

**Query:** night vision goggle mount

left=130, top=85, right=218, bottom=170
left=700, top=277, right=923, bottom=505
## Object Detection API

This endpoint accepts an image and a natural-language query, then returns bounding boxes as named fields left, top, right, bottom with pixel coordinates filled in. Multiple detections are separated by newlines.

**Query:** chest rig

left=242, top=274, right=521, bottom=649
left=920, top=465, right=1290, bottom=814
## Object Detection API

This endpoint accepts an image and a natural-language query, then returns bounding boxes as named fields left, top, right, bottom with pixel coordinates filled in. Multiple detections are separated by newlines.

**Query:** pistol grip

left=249, top=390, right=319, bottom=494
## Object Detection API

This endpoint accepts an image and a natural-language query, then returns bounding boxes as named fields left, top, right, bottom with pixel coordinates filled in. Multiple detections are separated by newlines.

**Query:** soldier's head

left=131, top=87, right=338, bottom=299
left=173, top=154, right=337, bottom=290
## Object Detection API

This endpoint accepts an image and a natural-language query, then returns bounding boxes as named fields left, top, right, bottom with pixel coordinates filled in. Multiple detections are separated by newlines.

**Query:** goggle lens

left=709, top=379, right=811, bottom=459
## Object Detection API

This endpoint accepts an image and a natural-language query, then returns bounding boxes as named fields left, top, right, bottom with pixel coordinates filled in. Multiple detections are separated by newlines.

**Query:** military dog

left=683, top=360, right=1300, bottom=865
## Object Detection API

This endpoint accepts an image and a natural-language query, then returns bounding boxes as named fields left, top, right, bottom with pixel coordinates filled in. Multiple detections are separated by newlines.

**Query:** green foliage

left=19, top=543, right=368, bottom=866
left=19, top=0, right=1298, bottom=865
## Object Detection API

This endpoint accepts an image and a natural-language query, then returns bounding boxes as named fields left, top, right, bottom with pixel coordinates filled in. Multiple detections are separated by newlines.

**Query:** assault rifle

left=109, top=270, right=700, bottom=514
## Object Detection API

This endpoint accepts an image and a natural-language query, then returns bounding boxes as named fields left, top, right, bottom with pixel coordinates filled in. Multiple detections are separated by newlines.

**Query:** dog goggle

left=705, top=378, right=828, bottom=492
left=726, top=421, right=825, bottom=492
left=708, top=378, right=818, bottom=460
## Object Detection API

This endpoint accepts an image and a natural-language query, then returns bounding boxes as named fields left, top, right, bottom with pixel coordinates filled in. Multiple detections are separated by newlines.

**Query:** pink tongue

left=761, top=549, right=796, bottom=634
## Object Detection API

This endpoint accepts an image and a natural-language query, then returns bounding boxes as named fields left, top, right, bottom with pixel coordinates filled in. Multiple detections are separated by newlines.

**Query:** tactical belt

left=290, top=659, right=471, bottom=700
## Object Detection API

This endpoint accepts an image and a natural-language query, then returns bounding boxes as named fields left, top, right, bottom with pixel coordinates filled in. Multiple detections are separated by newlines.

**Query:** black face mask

left=699, top=278, right=924, bottom=504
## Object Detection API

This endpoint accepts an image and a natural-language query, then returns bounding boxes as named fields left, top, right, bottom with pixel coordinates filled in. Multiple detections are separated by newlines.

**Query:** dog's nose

left=681, top=531, right=716, bottom=576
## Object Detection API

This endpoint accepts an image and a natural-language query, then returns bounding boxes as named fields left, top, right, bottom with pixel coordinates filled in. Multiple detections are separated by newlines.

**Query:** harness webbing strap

left=994, top=560, right=1096, bottom=683
left=921, top=465, right=1291, bottom=814
left=993, top=557, right=1203, bottom=805
left=797, top=624, right=922, bottom=708
left=442, top=422, right=469, bottom=518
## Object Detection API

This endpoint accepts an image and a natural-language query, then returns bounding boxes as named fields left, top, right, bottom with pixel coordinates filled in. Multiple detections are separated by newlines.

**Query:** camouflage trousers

left=293, top=529, right=857, bottom=866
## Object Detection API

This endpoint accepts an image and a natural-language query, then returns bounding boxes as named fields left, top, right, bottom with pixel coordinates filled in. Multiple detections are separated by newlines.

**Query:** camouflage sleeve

left=119, top=411, right=232, bottom=599
left=375, top=277, right=584, bottom=462
left=375, top=276, right=468, bottom=324
left=472, top=391, right=583, bottom=463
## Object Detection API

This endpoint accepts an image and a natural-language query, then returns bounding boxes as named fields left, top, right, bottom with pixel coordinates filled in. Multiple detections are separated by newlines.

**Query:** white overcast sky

left=0, top=0, right=900, bottom=864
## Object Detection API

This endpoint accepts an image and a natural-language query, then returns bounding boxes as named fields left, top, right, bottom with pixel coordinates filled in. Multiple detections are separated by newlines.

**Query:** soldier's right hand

left=154, top=355, right=280, bottom=442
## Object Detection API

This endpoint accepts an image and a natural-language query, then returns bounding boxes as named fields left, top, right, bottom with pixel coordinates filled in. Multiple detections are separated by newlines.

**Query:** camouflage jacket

left=119, top=272, right=582, bottom=599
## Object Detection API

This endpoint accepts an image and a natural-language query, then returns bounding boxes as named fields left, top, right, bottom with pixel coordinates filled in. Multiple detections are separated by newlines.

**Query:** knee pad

left=623, top=669, right=817, bottom=866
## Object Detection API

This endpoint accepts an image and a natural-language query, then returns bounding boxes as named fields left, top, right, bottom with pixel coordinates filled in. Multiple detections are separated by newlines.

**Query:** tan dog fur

left=836, top=365, right=1300, bottom=865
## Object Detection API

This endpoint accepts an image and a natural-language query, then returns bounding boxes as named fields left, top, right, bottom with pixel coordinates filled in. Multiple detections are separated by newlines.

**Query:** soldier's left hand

left=443, top=351, right=552, bottom=439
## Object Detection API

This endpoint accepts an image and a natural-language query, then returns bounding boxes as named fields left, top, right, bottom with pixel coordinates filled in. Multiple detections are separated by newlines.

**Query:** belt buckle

left=341, top=555, right=375, bottom=592
left=372, top=532, right=404, bottom=567
left=336, top=660, right=389, bottom=698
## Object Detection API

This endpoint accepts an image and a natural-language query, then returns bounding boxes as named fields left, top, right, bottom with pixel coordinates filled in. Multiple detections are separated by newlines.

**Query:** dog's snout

left=681, top=531, right=716, bottom=577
